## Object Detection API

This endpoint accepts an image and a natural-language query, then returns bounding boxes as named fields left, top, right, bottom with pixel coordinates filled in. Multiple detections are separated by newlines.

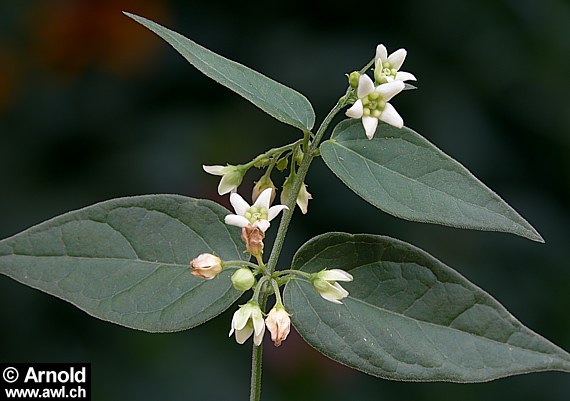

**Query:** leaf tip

left=528, top=229, right=545, bottom=244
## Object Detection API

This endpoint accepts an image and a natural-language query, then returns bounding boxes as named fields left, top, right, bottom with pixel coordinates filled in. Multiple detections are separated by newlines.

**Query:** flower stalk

left=249, top=57, right=375, bottom=401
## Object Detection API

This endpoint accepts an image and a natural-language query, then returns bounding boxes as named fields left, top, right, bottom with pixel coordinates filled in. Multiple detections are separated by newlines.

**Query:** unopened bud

left=276, top=157, right=288, bottom=171
left=190, top=253, right=223, bottom=279
left=242, top=225, right=265, bottom=256
left=265, top=305, right=291, bottom=347
left=349, top=71, right=360, bottom=88
left=280, top=175, right=293, bottom=206
left=231, top=268, right=256, bottom=291
left=252, top=175, right=276, bottom=204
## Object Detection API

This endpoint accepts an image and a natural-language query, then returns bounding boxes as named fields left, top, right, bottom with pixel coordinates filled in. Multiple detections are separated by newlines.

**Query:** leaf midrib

left=156, top=22, right=312, bottom=130
left=293, top=279, right=567, bottom=363
left=328, top=140, right=529, bottom=233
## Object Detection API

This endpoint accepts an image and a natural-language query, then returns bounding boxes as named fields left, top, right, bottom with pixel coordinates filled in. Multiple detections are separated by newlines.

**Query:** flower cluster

left=189, top=46, right=386, bottom=347
left=189, top=182, right=353, bottom=347
left=346, top=44, right=416, bottom=140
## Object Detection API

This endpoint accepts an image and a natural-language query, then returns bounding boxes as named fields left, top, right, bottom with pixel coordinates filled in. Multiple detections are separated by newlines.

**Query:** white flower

left=229, top=302, right=265, bottom=346
left=225, top=188, right=288, bottom=232
left=374, top=44, right=416, bottom=84
left=202, top=164, right=244, bottom=195
left=345, top=74, right=404, bottom=139
left=265, top=305, right=291, bottom=347
left=190, top=253, right=223, bottom=279
left=311, top=269, right=353, bottom=304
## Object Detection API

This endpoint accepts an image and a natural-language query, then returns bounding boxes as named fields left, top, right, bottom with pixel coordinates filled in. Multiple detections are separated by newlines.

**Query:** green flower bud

left=276, top=157, right=288, bottom=171
left=231, top=268, right=256, bottom=291
left=348, top=71, right=361, bottom=89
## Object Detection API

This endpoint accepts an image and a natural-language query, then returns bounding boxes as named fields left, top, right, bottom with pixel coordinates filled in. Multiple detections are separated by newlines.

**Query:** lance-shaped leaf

left=284, top=233, right=570, bottom=382
left=320, top=119, right=543, bottom=242
left=0, top=195, right=246, bottom=332
left=124, top=12, right=315, bottom=132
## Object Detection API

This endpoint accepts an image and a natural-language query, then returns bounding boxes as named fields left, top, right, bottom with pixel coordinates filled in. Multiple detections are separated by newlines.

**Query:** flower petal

left=388, top=48, right=407, bottom=70
left=253, top=187, right=273, bottom=209
left=225, top=214, right=250, bottom=228
left=332, top=282, right=350, bottom=298
left=320, top=269, right=354, bottom=282
left=296, top=184, right=312, bottom=215
left=320, top=292, right=343, bottom=304
left=379, top=103, right=404, bottom=128
left=357, top=74, right=375, bottom=98
left=252, top=308, right=265, bottom=337
left=218, top=175, right=237, bottom=195
left=376, top=81, right=404, bottom=102
left=253, top=219, right=270, bottom=232
left=233, top=305, right=252, bottom=331
left=395, top=71, right=416, bottom=82
left=345, top=99, right=364, bottom=119
left=267, top=205, right=288, bottom=221
left=202, top=165, right=226, bottom=176
left=235, top=325, right=254, bottom=344
left=362, top=116, right=379, bottom=140
left=375, top=44, right=388, bottom=63
left=253, top=326, right=265, bottom=346
left=230, top=192, right=250, bottom=215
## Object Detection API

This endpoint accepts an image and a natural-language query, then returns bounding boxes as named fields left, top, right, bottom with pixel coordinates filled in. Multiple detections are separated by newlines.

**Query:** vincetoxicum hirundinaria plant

left=1, top=12, right=569, bottom=400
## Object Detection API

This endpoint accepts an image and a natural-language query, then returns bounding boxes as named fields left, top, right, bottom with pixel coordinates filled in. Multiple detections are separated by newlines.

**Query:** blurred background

left=1, top=0, right=569, bottom=399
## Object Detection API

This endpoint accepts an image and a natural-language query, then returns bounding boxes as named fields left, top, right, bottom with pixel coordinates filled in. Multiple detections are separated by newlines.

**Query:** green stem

left=273, top=269, right=312, bottom=279
left=250, top=278, right=269, bottom=401
left=223, top=260, right=260, bottom=270
left=270, top=279, right=283, bottom=307
left=248, top=56, right=374, bottom=401
left=266, top=99, right=348, bottom=275
left=244, top=139, right=304, bottom=169
left=250, top=343, right=263, bottom=401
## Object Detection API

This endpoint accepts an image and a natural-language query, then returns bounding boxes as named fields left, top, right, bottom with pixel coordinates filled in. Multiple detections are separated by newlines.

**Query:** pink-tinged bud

left=252, top=175, right=276, bottom=204
left=265, top=306, right=291, bottom=347
left=241, top=225, right=265, bottom=256
left=190, top=253, right=223, bottom=279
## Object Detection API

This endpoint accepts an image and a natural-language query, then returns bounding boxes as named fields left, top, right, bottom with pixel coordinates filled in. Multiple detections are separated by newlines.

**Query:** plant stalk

left=247, top=56, right=372, bottom=400
left=266, top=98, right=347, bottom=275
left=250, top=343, right=263, bottom=401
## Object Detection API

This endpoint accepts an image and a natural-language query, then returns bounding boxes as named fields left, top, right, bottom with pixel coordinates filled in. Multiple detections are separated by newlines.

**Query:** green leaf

left=320, top=119, right=543, bottom=242
left=0, top=195, right=246, bottom=332
left=124, top=12, right=315, bottom=132
left=284, top=233, right=570, bottom=382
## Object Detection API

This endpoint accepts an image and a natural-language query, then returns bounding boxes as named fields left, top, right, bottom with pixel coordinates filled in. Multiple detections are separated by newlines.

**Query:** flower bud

left=296, top=182, right=312, bottom=215
left=241, top=225, right=265, bottom=256
left=311, top=269, right=353, bottom=304
left=281, top=175, right=312, bottom=215
left=252, top=175, right=276, bottom=204
left=190, top=253, right=223, bottom=280
left=280, top=175, right=293, bottom=206
left=348, top=71, right=361, bottom=88
left=265, top=305, right=291, bottom=347
left=276, top=157, right=288, bottom=171
left=231, top=268, right=256, bottom=291
left=294, top=148, right=304, bottom=166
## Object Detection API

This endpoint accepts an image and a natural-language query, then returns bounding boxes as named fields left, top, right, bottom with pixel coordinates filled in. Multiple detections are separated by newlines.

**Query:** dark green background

left=1, top=0, right=569, bottom=400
